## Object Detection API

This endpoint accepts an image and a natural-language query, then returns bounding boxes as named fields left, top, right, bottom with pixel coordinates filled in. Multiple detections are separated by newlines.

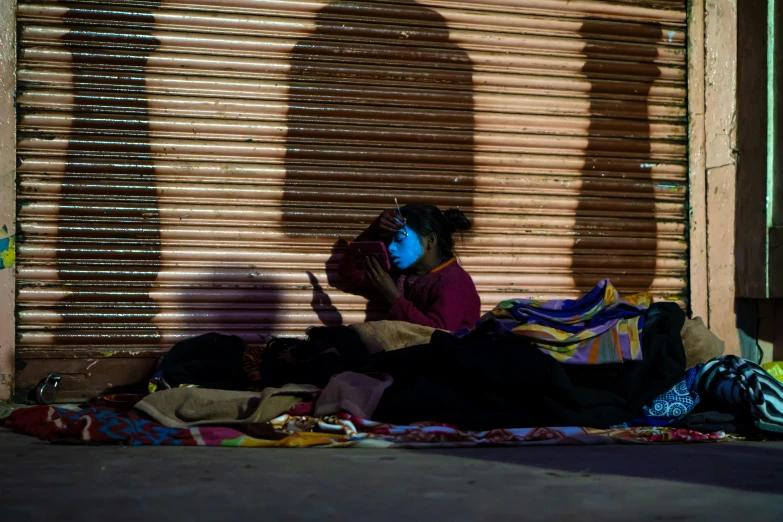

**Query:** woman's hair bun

left=443, top=208, right=472, bottom=233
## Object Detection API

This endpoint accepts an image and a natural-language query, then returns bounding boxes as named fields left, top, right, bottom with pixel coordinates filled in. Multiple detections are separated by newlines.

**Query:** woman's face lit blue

left=387, top=226, right=424, bottom=270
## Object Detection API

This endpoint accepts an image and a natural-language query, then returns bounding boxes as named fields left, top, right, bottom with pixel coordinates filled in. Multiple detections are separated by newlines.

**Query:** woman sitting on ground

left=339, top=203, right=481, bottom=331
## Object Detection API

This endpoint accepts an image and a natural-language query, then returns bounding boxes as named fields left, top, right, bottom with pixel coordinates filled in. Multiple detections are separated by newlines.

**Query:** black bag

left=160, top=332, right=250, bottom=390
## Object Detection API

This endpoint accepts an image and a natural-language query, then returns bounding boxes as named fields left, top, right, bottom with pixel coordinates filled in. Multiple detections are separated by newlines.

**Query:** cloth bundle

left=461, top=279, right=651, bottom=364
left=680, top=316, right=725, bottom=369
left=349, top=320, right=439, bottom=354
left=136, top=384, right=319, bottom=428
left=697, top=355, right=783, bottom=434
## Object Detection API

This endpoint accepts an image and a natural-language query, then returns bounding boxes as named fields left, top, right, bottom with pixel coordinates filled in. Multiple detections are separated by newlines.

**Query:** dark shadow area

left=422, top=441, right=783, bottom=494
left=306, top=270, right=341, bottom=326
left=55, top=4, right=163, bottom=338
left=282, top=0, right=475, bottom=325
left=576, top=21, right=663, bottom=295
left=774, top=0, right=783, bottom=303
left=734, top=0, right=769, bottom=300
left=733, top=0, right=782, bottom=362
left=736, top=298, right=783, bottom=363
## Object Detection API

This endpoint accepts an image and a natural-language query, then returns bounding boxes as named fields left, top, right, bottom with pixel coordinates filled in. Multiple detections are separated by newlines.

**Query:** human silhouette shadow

left=55, top=4, right=163, bottom=340
left=575, top=20, right=665, bottom=297
left=282, top=0, right=475, bottom=326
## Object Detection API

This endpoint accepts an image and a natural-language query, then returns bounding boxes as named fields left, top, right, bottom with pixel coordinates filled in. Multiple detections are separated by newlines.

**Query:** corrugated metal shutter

left=15, top=0, right=688, bottom=400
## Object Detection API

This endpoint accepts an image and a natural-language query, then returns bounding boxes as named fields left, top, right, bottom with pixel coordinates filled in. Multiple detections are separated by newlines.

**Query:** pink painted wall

left=0, top=0, right=16, bottom=401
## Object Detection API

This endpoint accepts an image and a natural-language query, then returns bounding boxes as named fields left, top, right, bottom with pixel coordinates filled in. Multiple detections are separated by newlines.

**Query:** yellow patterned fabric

left=461, top=280, right=652, bottom=364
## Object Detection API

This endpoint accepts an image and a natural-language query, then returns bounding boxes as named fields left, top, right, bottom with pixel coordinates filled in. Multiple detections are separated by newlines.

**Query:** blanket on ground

left=2, top=406, right=731, bottom=448
left=460, top=279, right=651, bottom=364
left=137, top=376, right=393, bottom=428
left=0, top=403, right=30, bottom=420
left=135, top=384, right=319, bottom=428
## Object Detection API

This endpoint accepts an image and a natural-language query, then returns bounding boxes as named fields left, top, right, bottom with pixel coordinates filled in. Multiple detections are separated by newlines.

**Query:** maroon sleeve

left=388, top=267, right=481, bottom=331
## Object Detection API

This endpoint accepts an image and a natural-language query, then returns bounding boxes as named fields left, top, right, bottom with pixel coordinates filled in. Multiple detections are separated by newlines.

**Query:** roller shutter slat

left=15, top=0, right=689, bottom=400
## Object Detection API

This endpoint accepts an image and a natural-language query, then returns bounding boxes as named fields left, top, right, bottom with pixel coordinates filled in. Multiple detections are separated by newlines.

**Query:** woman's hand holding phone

left=364, top=256, right=400, bottom=306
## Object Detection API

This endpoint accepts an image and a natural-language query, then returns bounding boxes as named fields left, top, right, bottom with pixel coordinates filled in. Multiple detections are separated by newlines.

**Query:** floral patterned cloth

left=3, top=406, right=732, bottom=448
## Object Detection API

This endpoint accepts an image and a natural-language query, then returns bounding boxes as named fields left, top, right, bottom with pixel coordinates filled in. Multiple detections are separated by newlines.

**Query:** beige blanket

left=349, top=320, right=440, bottom=354
left=135, top=384, right=319, bottom=428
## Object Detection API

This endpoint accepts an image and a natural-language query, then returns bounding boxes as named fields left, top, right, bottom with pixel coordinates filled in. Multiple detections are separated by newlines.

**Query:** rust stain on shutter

left=14, top=0, right=689, bottom=400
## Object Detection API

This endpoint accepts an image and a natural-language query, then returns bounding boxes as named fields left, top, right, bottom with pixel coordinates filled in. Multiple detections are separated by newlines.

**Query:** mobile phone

left=348, top=241, right=391, bottom=272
